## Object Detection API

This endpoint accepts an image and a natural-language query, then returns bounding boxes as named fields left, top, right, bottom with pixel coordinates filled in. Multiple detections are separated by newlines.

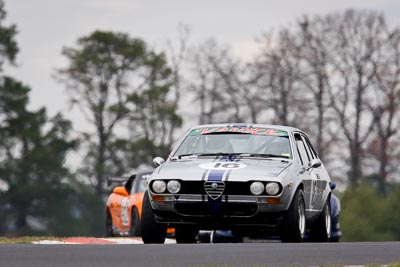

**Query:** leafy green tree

left=0, top=0, right=18, bottom=72
left=0, top=2, right=106, bottom=237
left=340, top=184, right=392, bottom=241
left=44, top=184, right=105, bottom=236
left=125, top=51, right=182, bottom=164
left=384, top=185, right=400, bottom=240
left=0, top=78, right=85, bottom=235
left=57, top=31, right=147, bottom=196
left=57, top=31, right=181, bottom=195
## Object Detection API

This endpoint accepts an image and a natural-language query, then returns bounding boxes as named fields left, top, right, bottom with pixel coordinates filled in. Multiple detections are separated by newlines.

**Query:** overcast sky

left=4, top=0, right=400, bottom=128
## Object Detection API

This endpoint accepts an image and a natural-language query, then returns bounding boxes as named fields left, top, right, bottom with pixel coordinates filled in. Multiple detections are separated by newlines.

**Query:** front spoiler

left=153, top=209, right=286, bottom=229
left=150, top=193, right=291, bottom=229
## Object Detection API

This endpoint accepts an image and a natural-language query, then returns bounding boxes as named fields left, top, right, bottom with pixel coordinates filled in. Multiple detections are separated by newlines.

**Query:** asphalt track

left=1, top=242, right=400, bottom=267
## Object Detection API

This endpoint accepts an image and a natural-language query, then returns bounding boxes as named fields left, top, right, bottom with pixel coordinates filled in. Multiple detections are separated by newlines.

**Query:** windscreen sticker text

left=190, top=127, right=288, bottom=136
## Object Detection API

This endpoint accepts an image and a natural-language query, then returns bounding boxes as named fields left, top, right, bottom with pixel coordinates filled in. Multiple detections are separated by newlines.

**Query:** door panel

left=301, top=135, right=328, bottom=212
left=109, top=193, right=129, bottom=231
left=294, top=133, right=315, bottom=216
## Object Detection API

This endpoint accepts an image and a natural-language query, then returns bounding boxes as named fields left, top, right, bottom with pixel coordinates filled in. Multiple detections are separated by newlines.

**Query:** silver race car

left=141, top=124, right=333, bottom=243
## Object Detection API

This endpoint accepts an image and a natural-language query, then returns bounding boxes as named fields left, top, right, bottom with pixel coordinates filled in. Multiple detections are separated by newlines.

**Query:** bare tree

left=328, top=10, right=387, bottom=186
left=366, top=28, right=400, bottom=193
left=167, top=23, right=190, bottom=108
left=253, top=29, right=311, bottom=127
left=295, top=15, right=337, bottom=160
left=187, top=39, right=234, bottom=124
left=240, top=71, right=265, bottom=123
left=181, top=9, right=400, bottom=189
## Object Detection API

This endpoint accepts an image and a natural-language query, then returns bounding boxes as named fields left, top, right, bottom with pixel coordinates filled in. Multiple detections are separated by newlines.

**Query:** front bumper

left=149, top=190, right=292, bottom=229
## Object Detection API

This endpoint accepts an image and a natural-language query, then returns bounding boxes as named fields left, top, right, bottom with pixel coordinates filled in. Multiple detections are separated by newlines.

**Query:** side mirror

left=307, top=159, right=322, bottom=170
left=329, top=182, right=336, bottom=190
left=113, top=186, right=129, bottom=197
left=153, top=157, right=165, bottom=167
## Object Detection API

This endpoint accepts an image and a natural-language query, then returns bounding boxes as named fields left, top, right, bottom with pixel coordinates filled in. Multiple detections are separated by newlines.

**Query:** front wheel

left=281, top=189, right=306, bottom=242
left=141, top=191, right=167, bottom=244
left=105, top=211, right=114, bottom=237
left=310, top=198, right=331, bottom=242
left=129, top=207, right=141, bottom=237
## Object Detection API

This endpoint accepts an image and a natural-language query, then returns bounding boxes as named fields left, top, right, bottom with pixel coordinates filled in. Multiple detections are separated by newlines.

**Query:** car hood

left=152, top=157, right=292, bottom=182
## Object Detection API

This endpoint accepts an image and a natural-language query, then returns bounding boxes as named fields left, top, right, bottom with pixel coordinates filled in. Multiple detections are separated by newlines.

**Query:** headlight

left=152, top=180, right=166, bottom=193
left=167, top=180, right=181, bottom=194
left=265, top=182, right=280, bottom=195
left=250, top=182, right=264, bottom=195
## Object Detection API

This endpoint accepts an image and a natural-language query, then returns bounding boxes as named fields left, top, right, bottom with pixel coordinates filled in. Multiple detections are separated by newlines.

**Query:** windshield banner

left=189, top=127, right=288, bottom=136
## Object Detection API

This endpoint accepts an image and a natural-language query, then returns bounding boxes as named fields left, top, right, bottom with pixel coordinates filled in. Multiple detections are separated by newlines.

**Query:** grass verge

left=0, top=236, right=64, bottom=244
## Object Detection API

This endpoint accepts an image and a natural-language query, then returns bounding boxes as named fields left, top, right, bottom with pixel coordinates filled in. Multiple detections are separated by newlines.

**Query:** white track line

left=33, top=238, right=177, bottom=244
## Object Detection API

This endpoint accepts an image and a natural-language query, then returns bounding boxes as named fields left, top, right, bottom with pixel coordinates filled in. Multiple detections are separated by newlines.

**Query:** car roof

left=189, top=123, right=302, bottom=134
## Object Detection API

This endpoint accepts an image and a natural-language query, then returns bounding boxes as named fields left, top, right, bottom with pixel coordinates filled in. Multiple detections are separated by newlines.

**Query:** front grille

left=175, top=202, right=210, bottom=215
left=179, top=181, right=204, bottom=194
left=174, top=202, right=257, bottom=217
left=225, top=182, right=251, bottom=195
left=204, top=181, right=225, bottom=199
left=179, top=181, right=280, bottom=196
left=223, top=202, right=257, bottom=216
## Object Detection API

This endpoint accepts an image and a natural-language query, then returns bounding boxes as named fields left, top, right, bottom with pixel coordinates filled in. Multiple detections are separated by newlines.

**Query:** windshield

left=173, top=127, right=292, bottom=159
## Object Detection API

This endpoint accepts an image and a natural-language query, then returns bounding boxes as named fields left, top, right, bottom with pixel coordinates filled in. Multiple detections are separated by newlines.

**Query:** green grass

left=0, top=236, right=64, bottom=244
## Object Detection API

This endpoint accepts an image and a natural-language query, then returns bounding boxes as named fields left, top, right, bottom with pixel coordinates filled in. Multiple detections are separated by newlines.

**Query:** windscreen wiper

left=176, top=153, right=242, bottom=159
left=176, top=153, right=290, bottom=160
left=238, top=153, right=290, bottom=159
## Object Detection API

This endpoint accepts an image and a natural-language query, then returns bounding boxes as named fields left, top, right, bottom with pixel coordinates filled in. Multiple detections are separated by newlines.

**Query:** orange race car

left=105, top=170, right=174, bottom=237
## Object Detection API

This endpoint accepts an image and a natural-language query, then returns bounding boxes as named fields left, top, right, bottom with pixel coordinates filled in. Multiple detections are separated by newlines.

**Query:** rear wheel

left=310, top=198, right=331, bottom=242
left=175, top=225, right=198, bottom=244
left=105, top=211, right=114, bottom=237
left=281, top=189, right=306, bottom=243
left=129, top=207, right=141, bottom=237
left=141, top=191, right=167, bottom=244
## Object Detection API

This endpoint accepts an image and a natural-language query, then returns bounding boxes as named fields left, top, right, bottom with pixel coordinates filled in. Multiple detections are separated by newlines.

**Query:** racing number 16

left=213, top=163, right=241, bottom=169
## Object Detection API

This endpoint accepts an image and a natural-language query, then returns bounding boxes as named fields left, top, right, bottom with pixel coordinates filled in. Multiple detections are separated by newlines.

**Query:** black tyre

left=129, top=207, right=141, bottom=237
left=175, top=225, right=198, bottom=244
left=210, top=230, right=219, bottom=243
left=141, top=191, right=167, bottom=244
left=281, top=189, right=306, bottom=242
left=330, top=236, right=340, bottom=242
left=310, top=198, right=331, bottom=242
left=106, top=211, right=114, bottom=237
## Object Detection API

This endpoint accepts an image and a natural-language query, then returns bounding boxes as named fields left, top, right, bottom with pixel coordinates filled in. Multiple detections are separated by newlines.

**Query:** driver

left=204, top=135, right=233, bottom=153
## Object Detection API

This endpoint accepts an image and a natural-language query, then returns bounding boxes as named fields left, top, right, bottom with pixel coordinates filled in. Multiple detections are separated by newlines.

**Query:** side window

left=295, top=134, right=310, bottom=165
left=304, top=137, right=318, bottom=159
left=301, top=135, right=315, bottom=160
